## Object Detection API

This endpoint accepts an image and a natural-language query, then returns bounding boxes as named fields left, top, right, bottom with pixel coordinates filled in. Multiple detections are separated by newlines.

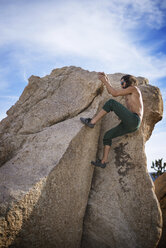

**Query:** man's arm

left=98, top=72, right=134, bottom=97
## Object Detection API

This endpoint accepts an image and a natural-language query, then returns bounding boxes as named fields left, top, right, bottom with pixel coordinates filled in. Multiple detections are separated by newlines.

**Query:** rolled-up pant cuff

left=103, top=140, right=112, bottom=146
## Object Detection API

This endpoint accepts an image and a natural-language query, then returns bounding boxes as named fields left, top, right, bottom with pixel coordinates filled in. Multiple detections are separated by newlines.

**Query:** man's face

left=120, top=80, right=126, bottom=89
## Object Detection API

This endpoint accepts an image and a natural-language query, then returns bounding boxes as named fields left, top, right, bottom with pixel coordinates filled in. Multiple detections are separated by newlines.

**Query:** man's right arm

left=98, top=72, right=134, bottom=97
left=98, top=74, right=118, bottom=96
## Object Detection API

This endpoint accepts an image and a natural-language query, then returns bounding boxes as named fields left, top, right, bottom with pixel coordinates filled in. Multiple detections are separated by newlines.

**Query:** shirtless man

left=80, top=72, right=144, bottom=168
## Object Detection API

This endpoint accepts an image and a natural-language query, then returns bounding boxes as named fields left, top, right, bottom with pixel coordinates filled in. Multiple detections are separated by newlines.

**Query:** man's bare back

left=125, top=86, right=144, bottom=120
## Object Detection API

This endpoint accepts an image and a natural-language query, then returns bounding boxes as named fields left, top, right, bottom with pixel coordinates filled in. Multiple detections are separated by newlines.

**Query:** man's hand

left=98, top=72, right=118, bottom=96
left=98, top=72, right=109, bottom=84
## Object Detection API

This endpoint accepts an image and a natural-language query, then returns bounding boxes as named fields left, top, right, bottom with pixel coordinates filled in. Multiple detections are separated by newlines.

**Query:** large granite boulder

left=0, top=66, right=163, bottom=248
left=154, top=173, right=166, bottom=248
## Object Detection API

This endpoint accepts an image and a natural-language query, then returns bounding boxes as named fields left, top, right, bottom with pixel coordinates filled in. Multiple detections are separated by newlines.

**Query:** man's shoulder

left=131, top=86, right=141, bottom=94
left=127, top=86, right=137, bottom=93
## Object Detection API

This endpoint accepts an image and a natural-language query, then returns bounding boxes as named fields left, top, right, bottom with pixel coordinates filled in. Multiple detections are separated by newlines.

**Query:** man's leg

left=91, top=98, right=131, bottom=127
left=91, top=122, right=127, bottom=168
left=101, top=145, right=111, bottom=163
left=102, top=99, right=135, bottom=125
left=91, top=145, right=110, bottom=168
left=90, top=109, right=107, bottom=124
left=80, top=109, right=107, bottom=128
left=100, top=123, right=126, bottom=164
left=91, top=99, right=139, bottom=168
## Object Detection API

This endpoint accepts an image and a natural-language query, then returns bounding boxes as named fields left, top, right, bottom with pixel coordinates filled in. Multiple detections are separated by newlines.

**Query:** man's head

left=120, top=75, right=138, bottom=89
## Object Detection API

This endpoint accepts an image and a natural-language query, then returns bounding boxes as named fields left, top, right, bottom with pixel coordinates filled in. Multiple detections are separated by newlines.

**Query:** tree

left=151, top=158, right=166, bottom=180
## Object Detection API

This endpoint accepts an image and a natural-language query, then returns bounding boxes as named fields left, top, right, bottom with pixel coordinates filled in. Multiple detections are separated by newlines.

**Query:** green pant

left=102, top=99, right=141, bottom=146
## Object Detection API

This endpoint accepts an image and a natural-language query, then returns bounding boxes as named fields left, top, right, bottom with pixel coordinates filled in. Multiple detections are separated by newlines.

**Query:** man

left=80, top=72, right=144, bottom=168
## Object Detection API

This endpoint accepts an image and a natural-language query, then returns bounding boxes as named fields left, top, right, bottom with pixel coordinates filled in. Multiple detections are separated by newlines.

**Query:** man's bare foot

left=101, top=159, right=108, bottom=164
left=90, top=119, right=96, bottom=125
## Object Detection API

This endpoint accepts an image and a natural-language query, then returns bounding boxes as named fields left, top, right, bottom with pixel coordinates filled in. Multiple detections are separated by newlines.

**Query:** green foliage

left=151, top=158, right=166, bottom=180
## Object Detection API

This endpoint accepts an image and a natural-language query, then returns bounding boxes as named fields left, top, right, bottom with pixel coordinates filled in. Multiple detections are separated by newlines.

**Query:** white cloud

left=0, top=95, right=19, bottom=100
left=145, top=85, right=166, bottom=172
left=146, top=131, right=166, bottom=172
left=0, top=67, right=11, bottom=91
left=0, top=113, right=7, bottom=121
left=0, top=95, right=19, bottom=121
left=0, top=0, right=166, bottom=81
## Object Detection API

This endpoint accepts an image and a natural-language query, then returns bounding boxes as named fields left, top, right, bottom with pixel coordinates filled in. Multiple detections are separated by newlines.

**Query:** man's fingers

left=98, top=75, right=105, bottom=79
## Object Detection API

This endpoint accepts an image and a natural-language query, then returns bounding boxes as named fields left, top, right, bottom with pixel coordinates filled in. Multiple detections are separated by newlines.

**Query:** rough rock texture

left=0, top=67, right=103, bottom=248
left=81, top=74, right=163, bottom=248
left=0, top=66, right=163, bottom=248
left=0, top=66, right=103, bottom=167
left=154, top=173, right=166, bottom=248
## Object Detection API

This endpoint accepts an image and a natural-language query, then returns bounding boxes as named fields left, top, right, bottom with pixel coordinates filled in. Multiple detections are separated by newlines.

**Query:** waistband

left=133, top=112, right=140, bottom=119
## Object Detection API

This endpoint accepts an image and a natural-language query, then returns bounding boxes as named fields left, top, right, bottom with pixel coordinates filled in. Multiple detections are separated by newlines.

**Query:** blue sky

left=0, top=0, right=166, bottom=172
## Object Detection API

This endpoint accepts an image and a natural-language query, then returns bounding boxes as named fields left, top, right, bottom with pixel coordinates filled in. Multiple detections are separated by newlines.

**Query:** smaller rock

left=154, top=173, right=166, bottom=248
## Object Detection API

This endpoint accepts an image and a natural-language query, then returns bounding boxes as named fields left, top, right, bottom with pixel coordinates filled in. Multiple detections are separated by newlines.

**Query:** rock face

left=0, top=66, right=163, bottom=248
left=0, top=67, right=103, bottom=248
left=0, top=67, right=103, bottom=167
left=154, top=173, right=166, bottom=248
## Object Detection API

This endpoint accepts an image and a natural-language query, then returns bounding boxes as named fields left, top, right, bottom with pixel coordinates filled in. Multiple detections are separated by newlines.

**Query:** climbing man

left=80, top=72, right=144, bottom=168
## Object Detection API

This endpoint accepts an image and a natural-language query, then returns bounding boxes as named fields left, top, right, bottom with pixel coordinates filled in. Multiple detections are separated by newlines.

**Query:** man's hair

left=121, top=75, right=138, bottom=88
